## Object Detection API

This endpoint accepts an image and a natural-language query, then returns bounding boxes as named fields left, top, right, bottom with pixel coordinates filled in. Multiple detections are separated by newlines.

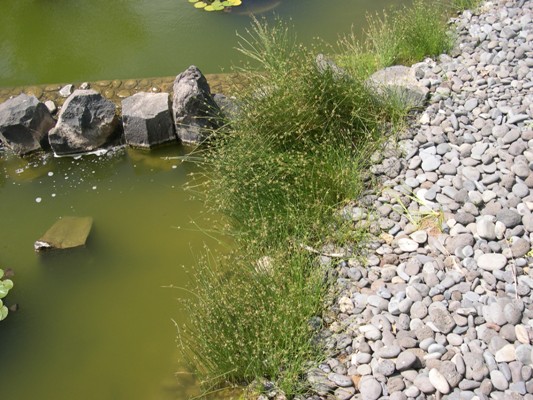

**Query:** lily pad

left=0, top=305, right=8, bottom=321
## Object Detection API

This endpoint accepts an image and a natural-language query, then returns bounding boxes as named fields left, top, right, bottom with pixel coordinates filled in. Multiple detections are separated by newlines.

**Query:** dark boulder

left=0, top=93, right=55, bottom=156
left=122, top=92, right=176, bottom=149
left=48, top=89, right=119, bottom=155
left=213, top=93, right=240, bottom=121
left=172, top=66, right=222, bottom=143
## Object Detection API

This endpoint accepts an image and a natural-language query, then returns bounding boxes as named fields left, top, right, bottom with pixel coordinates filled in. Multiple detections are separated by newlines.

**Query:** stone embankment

left=0, top=73, right=233, bottom=108
left=305, top=1, right=533, bottom=400
left=0, top=68, right=235, bottom=155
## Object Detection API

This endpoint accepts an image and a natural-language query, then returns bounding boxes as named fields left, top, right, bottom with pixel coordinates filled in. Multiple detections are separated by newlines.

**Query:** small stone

left=511, top=238, right=531, bottom=258
left=410, top=230, right=428, bottom=244
left=477, top=218, right=496, bottom=240
left=516, top=344, right=532, bottom=365
left=504, top=303, right=523, bottom=325
left=398, top=238, right=419, bottom=252
left=490, top=370, right=509, bottom=391
left=59, top=84, right=74, bottom=97
left=464, top=98, right=478, bottom=112
left=396, top=351, right=418, bottom=371
left=495, top=344, right=516, bottom=363
left=327, top=373, right=353, bottom=388
left=477, top=253, right=507, bottom=271
left=429, top=368, right=451, bottom=394
left=377, top=345, right=401, bottom=359
left=375, top=359, right=395, bottom=376
left=413, top=374, right=435, bottom=394
left=516, top=325, right=530, bottom=344
left=334, top=386, right=355, bottom=400
left=359, top=377, right=382, bottom=400
left=422, top=156, right=441, bottom=172
left=497, top=209, right=522, bottom=228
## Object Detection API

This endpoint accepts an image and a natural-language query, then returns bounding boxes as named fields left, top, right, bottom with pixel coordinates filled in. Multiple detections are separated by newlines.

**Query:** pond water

left=0, top=0, right=403, bottom=88
left=0, top=146, right=219, bottom=400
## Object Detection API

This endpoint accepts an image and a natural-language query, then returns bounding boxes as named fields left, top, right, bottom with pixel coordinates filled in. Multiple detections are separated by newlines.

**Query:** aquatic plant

left=188, top=0, right=242, bottom=12
left=0, top=268, right=14, bottom=321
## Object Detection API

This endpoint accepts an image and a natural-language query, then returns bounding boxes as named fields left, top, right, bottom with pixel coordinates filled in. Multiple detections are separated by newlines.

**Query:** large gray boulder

left=172, top=66, right=222, bottom=143
left=0, top=93, right=55, bottom=155
left=122, top=92, right=176, bottom=149
left=368, top=66, right=429, bottom=109
left=48, top=89, right=119, bottom=155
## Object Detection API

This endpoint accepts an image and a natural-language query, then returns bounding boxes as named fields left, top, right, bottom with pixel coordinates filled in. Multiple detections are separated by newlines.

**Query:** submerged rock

left=0, top=93, right=55, bottom=156
left=122, top=92, right=176, bottom=149
left=172, top=66, right=222, bottom=143
left=48, top=90, right=119, bottom=155
left=34, top=216, right=93, bottom=252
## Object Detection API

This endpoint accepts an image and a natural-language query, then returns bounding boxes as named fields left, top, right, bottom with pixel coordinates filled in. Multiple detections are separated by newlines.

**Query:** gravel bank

left=305, top=1, right=533, bottom=399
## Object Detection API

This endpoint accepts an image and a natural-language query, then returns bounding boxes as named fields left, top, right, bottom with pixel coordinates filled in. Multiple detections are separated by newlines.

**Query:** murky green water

left=0, top=1, right=409, bottom=398
left=0, top=0, right=401, bottom=88
left=0, top=146, right=218, bottom=400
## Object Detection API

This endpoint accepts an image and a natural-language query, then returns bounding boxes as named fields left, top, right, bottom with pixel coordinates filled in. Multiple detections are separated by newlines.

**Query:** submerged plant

left=0, top=268, right=14, bottom=321
left=188, top=0, right=242, bottom=12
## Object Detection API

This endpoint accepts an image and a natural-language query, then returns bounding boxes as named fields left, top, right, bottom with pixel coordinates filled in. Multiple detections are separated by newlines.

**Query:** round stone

left=359, top=377, right=382, bottom=400
left=413, top=374, right=435, bottom=394
left=490, top=370, right=509, bottom=391
left=497, top=209, right=522, bottom=228
left=327, top=373, right=353, bottom=388
left=377, top=345, right=402, bottom=359
left=516, top=325, right=530, bottom=344
left=429, top=368, right=451, bottom=394
left=495, top=344, right=516, bottom=363
left=477, top=253, right=507, bottom=271
left=396, top=351, right=418, bottom=371
left=422, top=156, right=441, bottom=172
left=398, top=238, right=419, bottom=252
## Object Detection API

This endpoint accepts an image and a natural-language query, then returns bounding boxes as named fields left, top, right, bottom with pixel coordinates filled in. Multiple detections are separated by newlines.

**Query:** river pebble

left=304, top=0, right=533, bottom=399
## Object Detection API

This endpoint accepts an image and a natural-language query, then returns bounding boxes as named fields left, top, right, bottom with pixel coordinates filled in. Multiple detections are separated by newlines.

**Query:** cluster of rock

left=0, top=66, right=227, bottom=156
left=304, top=1, right=533, bottom=400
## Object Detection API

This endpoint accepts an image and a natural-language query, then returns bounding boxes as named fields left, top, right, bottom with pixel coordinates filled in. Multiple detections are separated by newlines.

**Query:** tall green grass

left=337, top=0, right=455, bottom=77
left=178, top=18, right=402, bottom=396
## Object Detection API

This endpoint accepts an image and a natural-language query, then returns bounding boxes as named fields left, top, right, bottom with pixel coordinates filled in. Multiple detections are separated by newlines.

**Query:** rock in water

left=0, top=93, right=55, bottom=155
left=121, top=92, right=176, bottom=149
left=34, top=217, right=93, bottom=252
left=172, top=65, right=222, bottom=143
left=48, top=90, right=119, bottom=155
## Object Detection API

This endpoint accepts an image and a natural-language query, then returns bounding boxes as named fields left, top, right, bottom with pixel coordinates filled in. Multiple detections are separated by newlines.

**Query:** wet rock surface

left=305, top=0, right=533, bottom=399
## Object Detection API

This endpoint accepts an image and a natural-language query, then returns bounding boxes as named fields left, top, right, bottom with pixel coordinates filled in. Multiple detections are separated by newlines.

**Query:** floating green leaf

left=188, top=0, right=242, bottom=12
left=0, top=305, right=8, bottom=321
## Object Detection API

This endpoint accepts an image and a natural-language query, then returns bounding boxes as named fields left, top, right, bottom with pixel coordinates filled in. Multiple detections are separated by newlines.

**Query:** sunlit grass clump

left=178, top=18, right=409, bottom=396
left=337, top=0, right=455, bottom=77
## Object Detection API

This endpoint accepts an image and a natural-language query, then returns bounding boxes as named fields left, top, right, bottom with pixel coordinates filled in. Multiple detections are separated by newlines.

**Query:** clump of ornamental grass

left=337, top=0, right=454, bottom=75
left=450, top=0, right=482, bottom=11
left=178, top=18, right=411, bottom=397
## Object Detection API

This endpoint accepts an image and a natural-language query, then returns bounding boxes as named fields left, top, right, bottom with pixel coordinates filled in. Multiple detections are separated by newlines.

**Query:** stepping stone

left=34, top=216, right=93, bottom=252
